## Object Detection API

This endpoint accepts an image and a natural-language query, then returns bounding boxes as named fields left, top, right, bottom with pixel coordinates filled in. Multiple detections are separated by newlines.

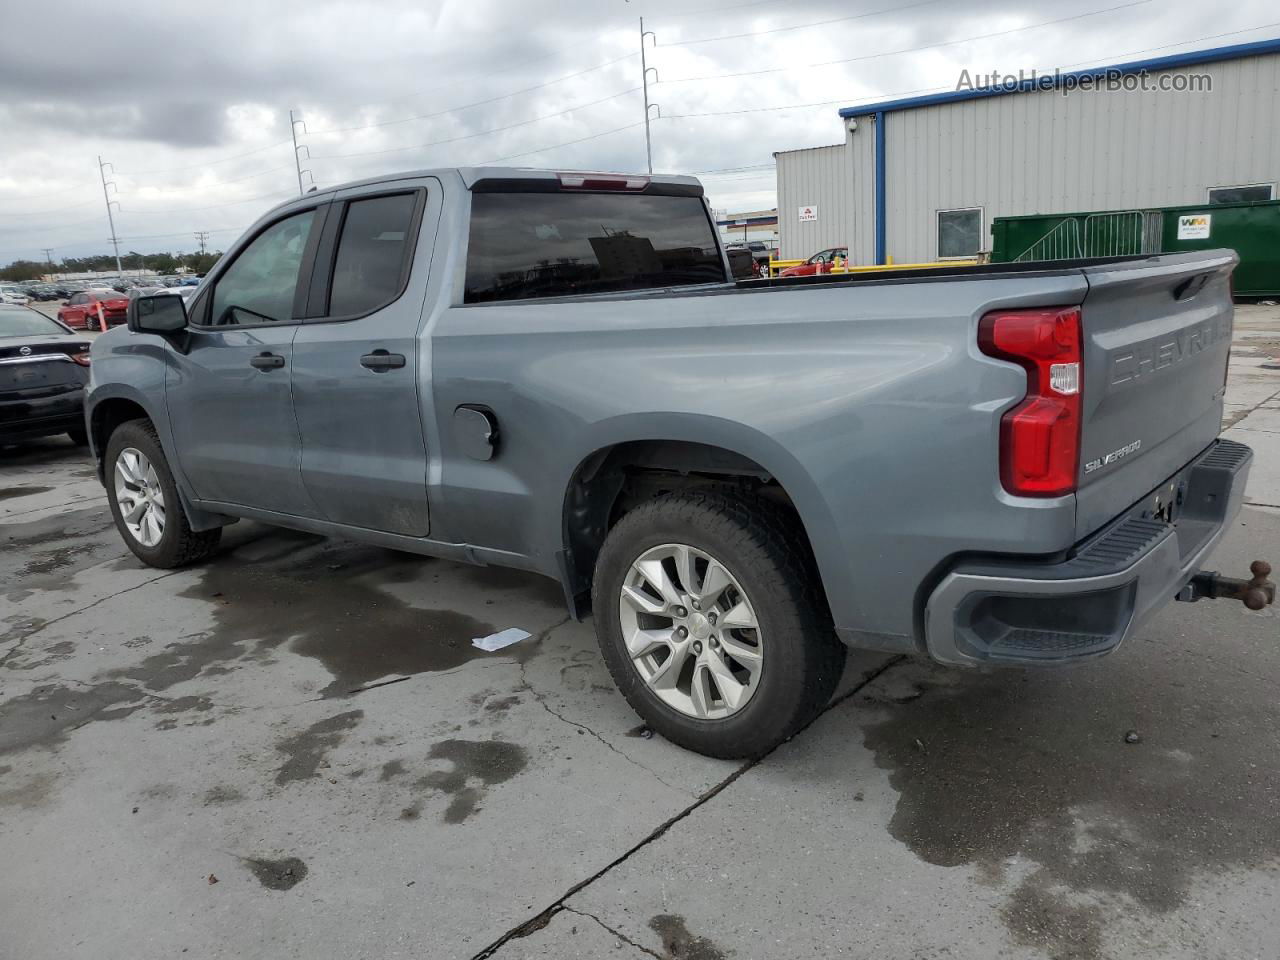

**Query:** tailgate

left=1074, top=250, right=1237, bottom=538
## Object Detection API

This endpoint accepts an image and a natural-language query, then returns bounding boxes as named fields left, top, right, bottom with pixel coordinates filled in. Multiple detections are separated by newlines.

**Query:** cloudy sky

left=1, top=0, right=1276, bottom=264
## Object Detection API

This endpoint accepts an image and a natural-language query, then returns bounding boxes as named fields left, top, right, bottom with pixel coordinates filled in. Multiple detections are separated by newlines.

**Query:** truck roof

left=268, top=167, right=703, bottom=214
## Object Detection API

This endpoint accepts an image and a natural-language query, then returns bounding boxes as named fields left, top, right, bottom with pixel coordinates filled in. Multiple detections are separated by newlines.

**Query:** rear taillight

left=978, top=306, right=1082, bottom=497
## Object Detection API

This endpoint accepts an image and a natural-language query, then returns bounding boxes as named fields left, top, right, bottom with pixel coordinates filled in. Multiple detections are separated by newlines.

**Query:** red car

left=58, top=290, right=130, bottom=330
left=780, top=247, right=848, bottom=277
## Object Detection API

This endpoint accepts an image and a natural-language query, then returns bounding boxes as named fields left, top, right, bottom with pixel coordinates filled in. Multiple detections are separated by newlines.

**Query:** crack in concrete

left=514, top=625, right=695, bottom=798
left=562, top=906, right=664, bottom=959
left=472, top=655, right=907, bottom=960
left=0, top=570, right=185, bottom=670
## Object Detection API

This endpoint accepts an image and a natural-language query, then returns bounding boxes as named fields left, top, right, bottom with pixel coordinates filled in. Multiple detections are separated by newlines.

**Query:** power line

left=657, top=0, right=1154, bottom=84
left=662, top=0, right=946, bottom=47
left=304, top=53, right=640, bottom=139
left=309, top=88, right=642, bottom=162
left=479, top=120, right=647, bottom=165
left=0, top=198, right=101, bottom=220
left=194, top=231, right=210, bottom=255
left=115, top=138, right=295, bottom=177
left=665, top=20, right=1280, bottom=121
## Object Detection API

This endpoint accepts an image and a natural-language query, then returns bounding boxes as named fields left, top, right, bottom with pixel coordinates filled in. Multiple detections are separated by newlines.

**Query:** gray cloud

left=0, top=0, right=1274, bottom=262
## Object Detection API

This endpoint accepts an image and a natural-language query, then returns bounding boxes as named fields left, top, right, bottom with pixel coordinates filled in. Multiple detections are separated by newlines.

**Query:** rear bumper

left=924, top=439, right=1252, bottom=666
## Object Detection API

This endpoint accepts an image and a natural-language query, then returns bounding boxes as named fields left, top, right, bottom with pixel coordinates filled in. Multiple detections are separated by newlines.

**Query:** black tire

left=592, top=490, right=846, bottom=759
left=68, top=426, right=89, bottom=446
left=104, top=419, right=222, bottom=568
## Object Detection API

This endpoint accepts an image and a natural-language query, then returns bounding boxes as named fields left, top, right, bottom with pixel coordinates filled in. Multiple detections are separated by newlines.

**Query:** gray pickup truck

left=85, top=167, right=1272, bottom=759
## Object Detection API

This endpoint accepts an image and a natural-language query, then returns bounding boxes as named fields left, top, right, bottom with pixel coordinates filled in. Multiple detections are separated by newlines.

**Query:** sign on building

left=798, top=205, right=818, bottom=223
left=1177, top=214, right=1212, bottom=240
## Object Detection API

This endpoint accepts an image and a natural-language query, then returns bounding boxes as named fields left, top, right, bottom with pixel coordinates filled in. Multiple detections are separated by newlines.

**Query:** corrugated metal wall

left=779, top=51, right=1280, bottom=265
left=775, top=144, right=846, bottom=260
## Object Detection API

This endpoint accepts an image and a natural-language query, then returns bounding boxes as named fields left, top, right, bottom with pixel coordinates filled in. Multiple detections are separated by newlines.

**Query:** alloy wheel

left=114, top=447, right=166, bottom=548
left=618, top=543, right=764, bottom=720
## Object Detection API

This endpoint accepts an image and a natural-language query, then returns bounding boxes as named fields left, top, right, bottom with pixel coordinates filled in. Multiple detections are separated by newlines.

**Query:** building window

left=937, top=207, right=983, bottom=259
left=1207, top=183, right=1274, bottom=204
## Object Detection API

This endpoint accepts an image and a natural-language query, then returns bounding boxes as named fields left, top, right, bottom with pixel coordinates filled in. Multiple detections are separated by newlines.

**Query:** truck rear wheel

left=105, top=419, right=222, bottom=568
left=591, top=490, right=845, bottom=759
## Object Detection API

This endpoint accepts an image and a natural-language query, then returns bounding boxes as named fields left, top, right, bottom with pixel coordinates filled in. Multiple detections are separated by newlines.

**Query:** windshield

left=0, top=309, right=66, bottom=338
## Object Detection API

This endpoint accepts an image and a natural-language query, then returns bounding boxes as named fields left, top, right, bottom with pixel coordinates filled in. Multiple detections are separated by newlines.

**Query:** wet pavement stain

left=0, top=681, right=148, bottom=755
left=243, top=855, right=308, bottom=891
left=203, top=785, right=243, bottom=806
left=274, top=710, right=363, bottom=785
left=860, top=664, right=1280, bottom=960
left=648, top=915, right=728, bottom=960
left=0, top=485, right=53, bottom=501
left=414, top=738, right=528, bottom=824
left=183, top=534, right=503, bottom=697
left=1, top=507, right=121, bottom=592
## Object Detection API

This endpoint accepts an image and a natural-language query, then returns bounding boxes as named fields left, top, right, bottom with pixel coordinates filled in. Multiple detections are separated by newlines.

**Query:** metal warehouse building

left=774, top=38, right=1280, bottom=265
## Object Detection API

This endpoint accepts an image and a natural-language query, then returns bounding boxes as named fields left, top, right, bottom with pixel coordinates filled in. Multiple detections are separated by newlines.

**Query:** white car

left=0, top=284, right=31, bottom=305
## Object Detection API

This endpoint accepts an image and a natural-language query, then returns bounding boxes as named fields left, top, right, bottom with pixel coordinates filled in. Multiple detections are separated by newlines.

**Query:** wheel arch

left=556, top=415, right=847, bottom=620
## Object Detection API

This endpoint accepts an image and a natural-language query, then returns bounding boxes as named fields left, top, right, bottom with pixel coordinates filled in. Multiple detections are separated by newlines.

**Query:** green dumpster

left=991, top=200, right=1280, bottom=298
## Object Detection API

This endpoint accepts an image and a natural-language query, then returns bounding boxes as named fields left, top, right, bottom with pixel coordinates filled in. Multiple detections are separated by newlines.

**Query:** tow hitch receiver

left=1176, top=561, right=1275, bottom=610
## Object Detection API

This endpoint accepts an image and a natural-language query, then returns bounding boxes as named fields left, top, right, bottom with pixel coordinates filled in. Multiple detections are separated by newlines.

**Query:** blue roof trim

left=838, top=37, right=1280, bottom=117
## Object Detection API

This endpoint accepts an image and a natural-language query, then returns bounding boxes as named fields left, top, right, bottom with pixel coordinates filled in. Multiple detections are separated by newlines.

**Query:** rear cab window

left=326, top=192, right=419, bottom=317
left=464, top=189, right=726, bottom=303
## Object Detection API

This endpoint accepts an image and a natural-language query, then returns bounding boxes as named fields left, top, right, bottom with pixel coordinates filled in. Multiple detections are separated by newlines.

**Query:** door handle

left=249, top=352, right=286, bottom=370
left=360, top=350, right=406, bottom=372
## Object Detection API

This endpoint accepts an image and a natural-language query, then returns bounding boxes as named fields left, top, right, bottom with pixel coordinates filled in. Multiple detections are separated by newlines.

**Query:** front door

left=167, top=205, right=324, bottom=515
left=290, top=184, right=437, bottom=536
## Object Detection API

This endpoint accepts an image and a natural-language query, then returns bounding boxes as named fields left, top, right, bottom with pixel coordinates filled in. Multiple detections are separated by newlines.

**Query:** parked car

left=58, top=289, right=129, bottom=329
left=0, top=305, right=92, bottom=446
left=780, top=247, right=848, bottom=277
left=0, top=284, right=32, bottom=305
left=85, top=167, right=1268, bottom=759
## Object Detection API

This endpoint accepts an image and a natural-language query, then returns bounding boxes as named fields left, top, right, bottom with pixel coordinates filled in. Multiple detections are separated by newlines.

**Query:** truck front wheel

left=591, top=490, right=845, bottom=759
left=105, top=419, right=222, bottom=568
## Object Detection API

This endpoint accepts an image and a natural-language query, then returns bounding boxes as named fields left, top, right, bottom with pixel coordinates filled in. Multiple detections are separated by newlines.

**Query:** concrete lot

left=2, top=307, right=1278, bottom=960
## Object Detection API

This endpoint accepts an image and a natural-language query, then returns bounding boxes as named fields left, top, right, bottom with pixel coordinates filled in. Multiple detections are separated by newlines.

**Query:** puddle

left=412, top=738, right=528, bottom=824
left=274, top=710, right=363, bottom=785
left=0, top=681, right=148, bottom=755
left=648, top=915, right=728, bottom=960
left=0, top=485, right=53, bottom=501
left=860, top=663, right=1280, bottom=959
left=243, top=855, right=307, bottom=891
left=183, top=534, right=504, bottom=696
left=1, top=507, right=121, bottom=592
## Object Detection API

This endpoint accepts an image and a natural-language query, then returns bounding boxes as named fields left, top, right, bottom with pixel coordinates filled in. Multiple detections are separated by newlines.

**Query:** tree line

left=0, top=250, right=223, bottom=282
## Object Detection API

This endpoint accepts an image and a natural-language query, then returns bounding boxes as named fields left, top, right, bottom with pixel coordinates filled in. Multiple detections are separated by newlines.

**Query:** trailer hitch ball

left=1179, top=560, right=1275, bottom=609
left=1242, top=561, right=1274, bottom=611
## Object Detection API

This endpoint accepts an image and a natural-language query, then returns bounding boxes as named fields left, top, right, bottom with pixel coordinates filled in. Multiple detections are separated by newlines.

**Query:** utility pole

left=289, top=111, right=313, bottom=196
left=194, top=231, right=210, bottom=256
left=97, top=156, right=123, bottom=278
left=41, top=248, right=55, bottom=279
left=640, top=18, right=659, bottom=174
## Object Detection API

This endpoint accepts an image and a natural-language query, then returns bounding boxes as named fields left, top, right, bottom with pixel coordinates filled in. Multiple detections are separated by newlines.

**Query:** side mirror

left=128, top=293, right=188, bottom=334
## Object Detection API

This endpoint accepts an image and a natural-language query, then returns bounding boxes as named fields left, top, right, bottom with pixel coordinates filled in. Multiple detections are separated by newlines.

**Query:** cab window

left=209, top=210, right=316, bottom=325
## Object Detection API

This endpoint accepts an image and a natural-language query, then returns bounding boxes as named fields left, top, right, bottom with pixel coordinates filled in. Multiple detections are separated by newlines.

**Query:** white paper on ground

left=471, top=627, right=532, bottom=652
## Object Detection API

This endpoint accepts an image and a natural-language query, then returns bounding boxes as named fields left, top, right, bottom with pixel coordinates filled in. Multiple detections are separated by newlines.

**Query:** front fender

left=86, top=335, right=230, bottom=533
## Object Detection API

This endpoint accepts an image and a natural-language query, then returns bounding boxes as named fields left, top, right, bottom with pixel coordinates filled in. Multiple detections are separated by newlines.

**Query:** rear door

left=290, top=180, right=438, bottom=536
left=1075, top=250, right=1237, bottom=537
left=167, top=204, right=327, bottom=515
